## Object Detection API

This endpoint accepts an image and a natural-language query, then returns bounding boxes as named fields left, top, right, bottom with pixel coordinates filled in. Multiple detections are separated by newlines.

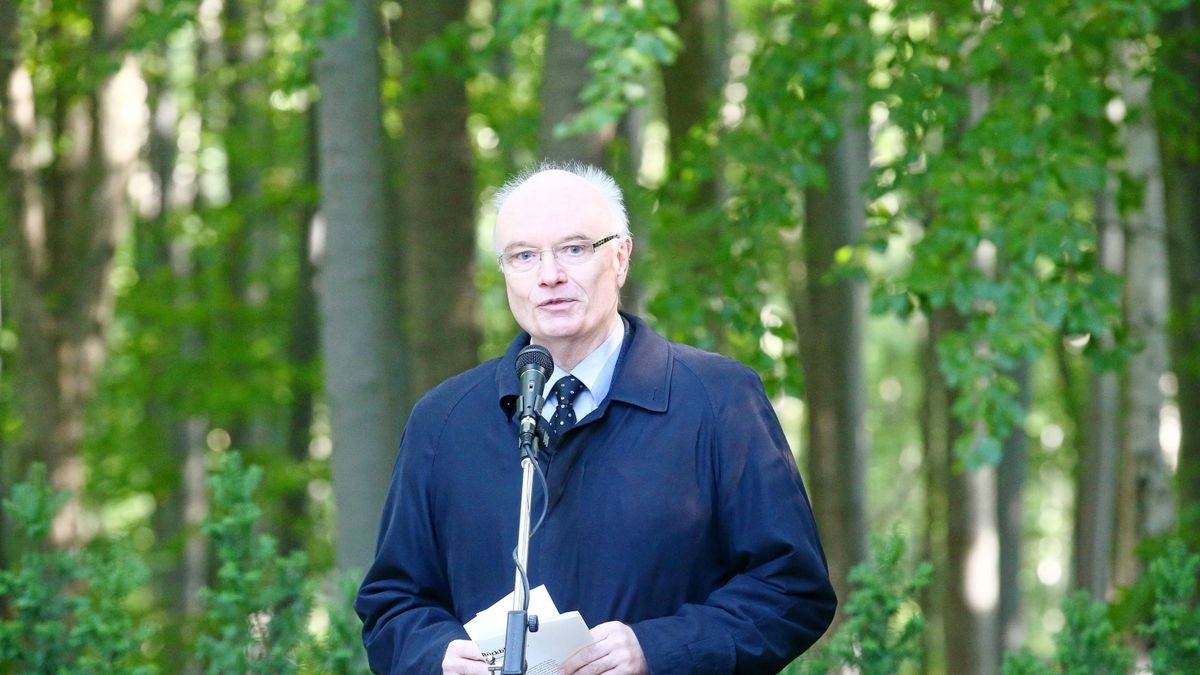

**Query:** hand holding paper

left=442, top=639, right=490, bottom=675
left=462, top=586, right=593, bottom=673
left=558, top=622, right=648, bottom=675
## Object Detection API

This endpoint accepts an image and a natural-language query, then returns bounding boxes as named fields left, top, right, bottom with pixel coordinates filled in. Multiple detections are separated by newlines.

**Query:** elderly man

left=356, top=163, right=836, bottom=674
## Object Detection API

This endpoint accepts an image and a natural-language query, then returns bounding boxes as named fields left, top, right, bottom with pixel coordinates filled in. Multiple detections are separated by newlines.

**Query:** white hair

left=491, top=160, right=631, bottom=243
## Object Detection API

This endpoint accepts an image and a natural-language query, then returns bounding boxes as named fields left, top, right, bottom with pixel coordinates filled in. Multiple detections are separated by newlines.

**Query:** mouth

left=538, top=298, right=576, bottom=308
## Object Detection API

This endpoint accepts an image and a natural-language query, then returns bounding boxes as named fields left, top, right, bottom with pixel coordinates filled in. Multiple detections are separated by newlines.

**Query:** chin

left=536, top=321, right=583, bottom=339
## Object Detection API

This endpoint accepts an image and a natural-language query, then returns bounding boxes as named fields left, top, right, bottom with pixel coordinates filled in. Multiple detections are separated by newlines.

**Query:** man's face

left=494, top=171, right=632, bottom=358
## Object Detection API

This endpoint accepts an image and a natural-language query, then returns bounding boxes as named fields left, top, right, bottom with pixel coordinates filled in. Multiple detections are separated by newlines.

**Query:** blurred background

left=1, top=0, right=1198, bottom=673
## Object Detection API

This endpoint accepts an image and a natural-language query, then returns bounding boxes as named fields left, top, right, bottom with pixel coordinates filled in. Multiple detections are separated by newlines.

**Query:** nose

left=536, top=250, right=567, bottom=285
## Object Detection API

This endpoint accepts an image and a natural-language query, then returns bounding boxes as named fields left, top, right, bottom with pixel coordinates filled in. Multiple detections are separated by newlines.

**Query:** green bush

left=0, top=464, right=155, bottom=675
left=789, top=529, right=932, bottom=675
left=196, top=451, right=368, bottom=674
left=1139, top=539, right=1200, bottom=672
left=1001, top=541, right=1200, bottom=675
left=1001, top=592, right=1132, bottom=675
left=7, top=454, right=1195, bottom=675
left=299, top=573, right=372, bottom=674
left=196, top=451, right=314, bottom=673
left=0, top=456, right=369, bottom=674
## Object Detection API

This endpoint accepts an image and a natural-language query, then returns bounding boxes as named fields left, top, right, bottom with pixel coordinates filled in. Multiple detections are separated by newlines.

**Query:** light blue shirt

left=541, top=319, right=625, bottom=423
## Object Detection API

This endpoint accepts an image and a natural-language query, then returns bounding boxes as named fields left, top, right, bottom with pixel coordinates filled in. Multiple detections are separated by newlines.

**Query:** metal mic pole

left=498, top=416, right=546, bottom=675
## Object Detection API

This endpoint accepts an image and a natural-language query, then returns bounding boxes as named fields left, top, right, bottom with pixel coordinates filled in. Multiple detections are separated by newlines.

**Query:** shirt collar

left=545, top=319, right=624, bottom=404
left=496, top=312, right=670, bottom=417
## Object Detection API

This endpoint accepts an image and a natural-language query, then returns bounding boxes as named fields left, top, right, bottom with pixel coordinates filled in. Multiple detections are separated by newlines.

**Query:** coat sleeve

left=355, top=406, right=468, bottom=674
left=629, top=365, right=837, bottom=674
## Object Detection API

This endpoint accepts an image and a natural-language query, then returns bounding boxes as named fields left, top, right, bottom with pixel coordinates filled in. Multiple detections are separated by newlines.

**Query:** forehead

left=494, top=172, right=610, bottom=244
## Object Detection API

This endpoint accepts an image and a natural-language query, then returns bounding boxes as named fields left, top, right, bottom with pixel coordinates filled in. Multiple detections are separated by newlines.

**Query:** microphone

left=515, top=344, right=553, bottom=454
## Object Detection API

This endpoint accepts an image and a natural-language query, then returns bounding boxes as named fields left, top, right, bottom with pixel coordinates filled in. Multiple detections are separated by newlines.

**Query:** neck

left=544, top=314, right=620, bottom=372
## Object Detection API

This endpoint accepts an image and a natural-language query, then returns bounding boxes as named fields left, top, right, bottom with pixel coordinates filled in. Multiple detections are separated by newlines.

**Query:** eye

left=559, top=244, right=588, bottom=258
left=510, top=249, right=538, bottom=263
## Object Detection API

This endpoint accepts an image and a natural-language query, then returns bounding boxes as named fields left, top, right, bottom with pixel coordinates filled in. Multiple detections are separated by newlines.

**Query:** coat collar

left=496, top=312, right=671, bottom=417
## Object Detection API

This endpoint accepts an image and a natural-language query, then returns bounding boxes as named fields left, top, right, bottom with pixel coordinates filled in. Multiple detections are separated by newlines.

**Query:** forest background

left=2, top=0, right=1200, bottom=673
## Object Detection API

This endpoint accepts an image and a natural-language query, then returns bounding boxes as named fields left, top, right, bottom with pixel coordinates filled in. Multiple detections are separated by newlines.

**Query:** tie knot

left=553, top=375, right=585, bottom=408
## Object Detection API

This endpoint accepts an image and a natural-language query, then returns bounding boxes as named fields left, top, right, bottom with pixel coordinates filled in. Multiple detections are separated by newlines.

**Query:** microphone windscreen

left=516, top=344, right=554, bottom=376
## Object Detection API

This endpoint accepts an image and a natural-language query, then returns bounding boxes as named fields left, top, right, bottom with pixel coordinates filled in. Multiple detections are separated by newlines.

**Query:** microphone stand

left=497, top=415, right=549, bottom=675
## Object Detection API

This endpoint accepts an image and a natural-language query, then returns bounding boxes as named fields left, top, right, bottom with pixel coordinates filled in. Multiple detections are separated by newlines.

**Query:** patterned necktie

left=548, top=375, right=585, bottom=444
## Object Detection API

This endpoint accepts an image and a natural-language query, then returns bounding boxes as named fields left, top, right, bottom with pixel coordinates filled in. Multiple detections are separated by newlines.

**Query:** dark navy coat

left=356, top=314, right=836, bottom=674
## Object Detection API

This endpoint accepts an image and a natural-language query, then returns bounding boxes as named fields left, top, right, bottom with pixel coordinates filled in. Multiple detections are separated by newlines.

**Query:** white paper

left=465, top=585, right=594, bottom=671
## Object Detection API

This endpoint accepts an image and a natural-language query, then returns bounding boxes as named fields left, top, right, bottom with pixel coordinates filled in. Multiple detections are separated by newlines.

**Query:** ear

left=614, top=236, right=633, bottom=286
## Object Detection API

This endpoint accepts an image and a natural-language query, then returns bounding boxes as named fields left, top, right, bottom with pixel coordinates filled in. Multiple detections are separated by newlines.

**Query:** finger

left=443, top=640, right=489, bottom=675
left=559, top=640, right=610, bottom=674
left=562, top=655, right=616, bottom=675
left=443, top=658, right=490, bottom=675
left=585, top=623, right=647, bottom=675
left=577, top=654, right=620, bottom=675
left=447, top=639, right=486, bottom=660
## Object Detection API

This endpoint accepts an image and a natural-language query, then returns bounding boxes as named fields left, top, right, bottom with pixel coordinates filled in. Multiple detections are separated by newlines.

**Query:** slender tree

left=662, top=0, right=724, bottom=184
left=281, top=105, right=322, bottom=554
left=314, top=0, right=405, bottom=572
left=2, top=0, right=144, bottom=543
left=658, top=0, right=728, bottom=344
left=142, top=57, right=209, bottom=671
left=793, top=73, right=870, bottom=624
left=222, top=0, right=283, bottom=458
left=540, top=23, right=612, bottom=165
left=997, top=363, right=1030, bottom=650
left=1114, top=60, right=1176, bottom=586
left=395, top=0, right=480, bottom=398
left=1072, top=196, right=1123, bottom=598
left=0, top=0, right=21, bottom=582
left=1158, top=3, right=1200, bottom=533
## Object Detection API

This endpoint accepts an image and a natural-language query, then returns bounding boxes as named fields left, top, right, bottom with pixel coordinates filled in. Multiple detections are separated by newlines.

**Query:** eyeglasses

left=497, top=234, right=622, bottom=274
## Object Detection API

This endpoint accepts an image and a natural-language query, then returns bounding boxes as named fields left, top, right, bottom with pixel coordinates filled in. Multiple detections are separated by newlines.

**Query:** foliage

left=0, top=457, right=368, bottom=674
left=1000, top=647, right=1048, bottom=675
left=554, top=0, right=681, bottom=136
left=645, top=0, right=879, bottom=396
left=863, top=0, right=1184, bottom=468
left=1138, top=539, right=1200, bottom=672
left=299, top=573, right=372, bottom=675
left=0, top=464, right=155, bottom=675
left=80, top=0, right=326, bottom=564
left=4, top=0, right=1199, bottom=671
left=1, top=459, right=1197, bottom=675
left=641, top=0, right=1180, bottom=468
left=1002, top=541, right=1200, bottom=675
left=1049, top=592, right=1132, bottom=675
left=789, top=529, right=931, bottom=675
left=196, top=452, right=313, bottom=672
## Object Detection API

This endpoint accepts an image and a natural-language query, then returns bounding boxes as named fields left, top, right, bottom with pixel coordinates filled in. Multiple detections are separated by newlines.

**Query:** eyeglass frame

left=496, top=233, right=624, bottom=273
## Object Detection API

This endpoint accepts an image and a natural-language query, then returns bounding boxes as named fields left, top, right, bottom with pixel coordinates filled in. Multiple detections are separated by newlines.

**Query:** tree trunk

left=926, top=70, right=1002, bottom=675
left=1115, top=63, right=1176, bottom=587
left=997, top=363, right=1030, bottom=651
left=5, top=0, right=142, bottom=544
left=540, top=22, right=613, bottom=165
left=280, top=104, right=322, bottom=554
left=792, top=77, right=870, bottom=626
left=0, top=0, right=22, bottom=592
left=315, top=0, right=406, bottom=573
left=923, top=307, right=1000, bottom=675
left=1072, top=190, right=1123, bottom=598
left=1158, top=3, right=1200, bottom=533
left=222, top=0, right=283, bottom=459
left=659, top=0, right=728, bottom=341
left=662, top=0, right=724, bottom=177
left=919, top=308, right=959, bottom=675
left=395, top=0, right=480, bottom=399
left=141, top=71, right=208, bottom=673
left=946, top=443, right=1000, bottom=675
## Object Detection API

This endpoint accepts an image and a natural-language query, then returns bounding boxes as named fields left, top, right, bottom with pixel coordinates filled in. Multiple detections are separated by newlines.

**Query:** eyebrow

left=500, top=233, right=592, bottom=253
